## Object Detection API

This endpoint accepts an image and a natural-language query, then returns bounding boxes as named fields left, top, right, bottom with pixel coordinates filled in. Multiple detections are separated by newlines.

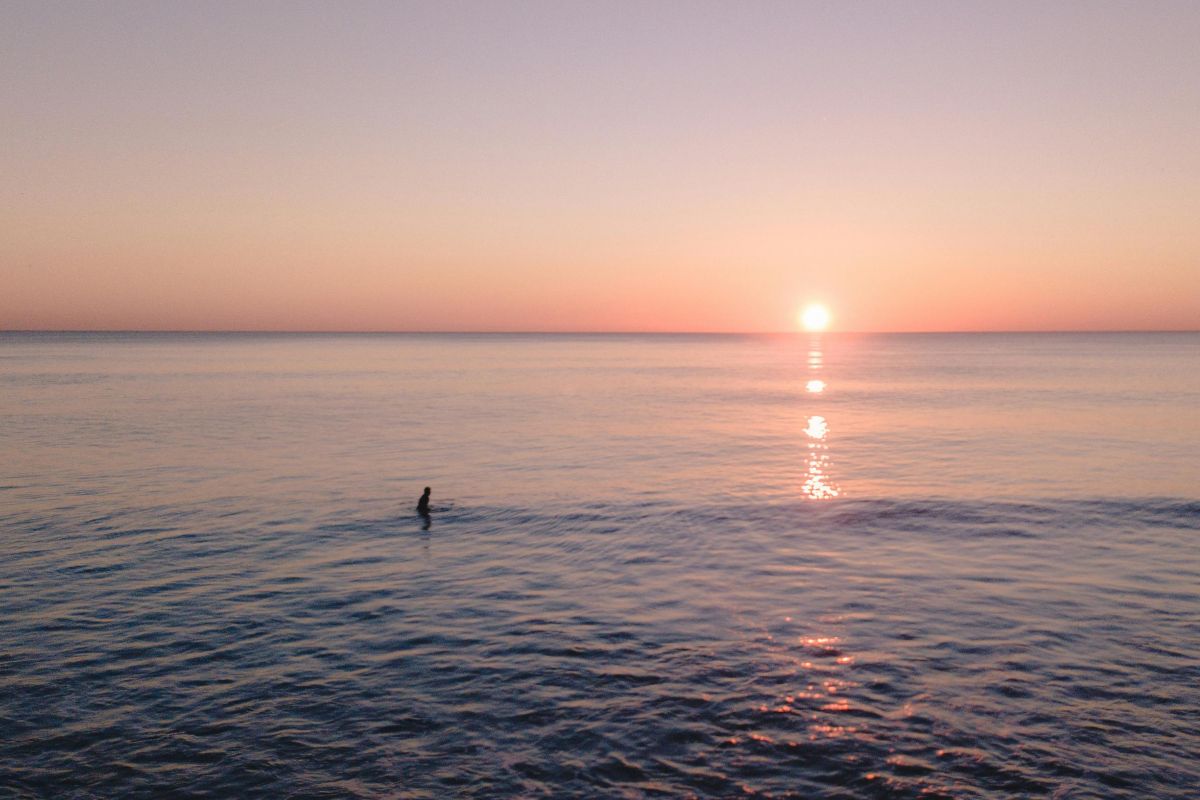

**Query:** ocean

left=2, top=332, right=1197, bottom=798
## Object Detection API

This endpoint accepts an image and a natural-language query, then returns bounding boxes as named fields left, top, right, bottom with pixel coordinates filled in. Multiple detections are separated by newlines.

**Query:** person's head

left=423, top=487, right=431, bottom=496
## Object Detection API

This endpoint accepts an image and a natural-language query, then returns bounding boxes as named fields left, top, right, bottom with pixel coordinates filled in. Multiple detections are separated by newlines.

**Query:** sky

left=2, top=1, right=1198, bottom=332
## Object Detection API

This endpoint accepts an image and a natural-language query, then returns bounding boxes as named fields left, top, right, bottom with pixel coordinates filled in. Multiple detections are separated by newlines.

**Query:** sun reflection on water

left=741, top=624, right=874, bottom=750
left=804, top=415, right=828, bottom=440
left=722, top=606, right=929, bottom=794
left=801, top=336, right=840, bottom=500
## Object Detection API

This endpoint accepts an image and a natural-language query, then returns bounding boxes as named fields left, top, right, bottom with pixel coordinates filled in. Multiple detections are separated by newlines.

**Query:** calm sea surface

left=2, top=332, right=1198, bottom=799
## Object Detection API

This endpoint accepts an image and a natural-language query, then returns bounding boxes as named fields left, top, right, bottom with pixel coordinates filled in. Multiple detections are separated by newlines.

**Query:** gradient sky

left=3, top=1, right=1198, bottom=332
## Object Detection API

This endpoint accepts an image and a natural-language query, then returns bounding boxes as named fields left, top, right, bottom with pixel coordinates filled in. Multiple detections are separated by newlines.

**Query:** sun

left=799, top=304, right=831, bottom=332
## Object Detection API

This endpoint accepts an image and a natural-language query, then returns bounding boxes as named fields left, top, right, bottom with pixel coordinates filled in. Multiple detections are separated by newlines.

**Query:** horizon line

left=2, top=328, right=1197, bottom=335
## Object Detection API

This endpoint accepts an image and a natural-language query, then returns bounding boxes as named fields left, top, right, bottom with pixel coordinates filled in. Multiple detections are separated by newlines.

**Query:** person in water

left=416, top=486, right=431, bottom=515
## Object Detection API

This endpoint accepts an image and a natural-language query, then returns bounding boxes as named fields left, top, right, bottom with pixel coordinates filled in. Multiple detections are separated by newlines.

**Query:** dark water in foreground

left=2, top=333, right=1198, bottom=798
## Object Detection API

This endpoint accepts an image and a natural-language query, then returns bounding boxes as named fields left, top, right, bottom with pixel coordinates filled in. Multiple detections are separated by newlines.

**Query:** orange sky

left=2, top=2, right=1198, bottom=332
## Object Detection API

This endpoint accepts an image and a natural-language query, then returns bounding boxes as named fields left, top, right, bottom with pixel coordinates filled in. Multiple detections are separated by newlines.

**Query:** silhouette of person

left=416, top=486, right=431, bottom=515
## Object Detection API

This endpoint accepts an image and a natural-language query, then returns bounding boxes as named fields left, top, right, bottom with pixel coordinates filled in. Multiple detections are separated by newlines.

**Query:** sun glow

left=800, top=304, right=831, bottom=332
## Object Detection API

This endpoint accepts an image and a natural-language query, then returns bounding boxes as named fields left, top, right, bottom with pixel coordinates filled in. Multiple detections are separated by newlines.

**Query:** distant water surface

left=1, top=332, right=1198, bottom=798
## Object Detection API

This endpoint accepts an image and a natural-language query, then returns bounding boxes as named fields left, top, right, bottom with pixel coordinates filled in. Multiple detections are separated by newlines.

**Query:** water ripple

left=3, top=497, right=1197, bottom=797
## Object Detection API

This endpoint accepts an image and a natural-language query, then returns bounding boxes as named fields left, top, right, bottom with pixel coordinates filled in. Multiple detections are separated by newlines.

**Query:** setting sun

left=800, top=304, right=831, bottom=332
